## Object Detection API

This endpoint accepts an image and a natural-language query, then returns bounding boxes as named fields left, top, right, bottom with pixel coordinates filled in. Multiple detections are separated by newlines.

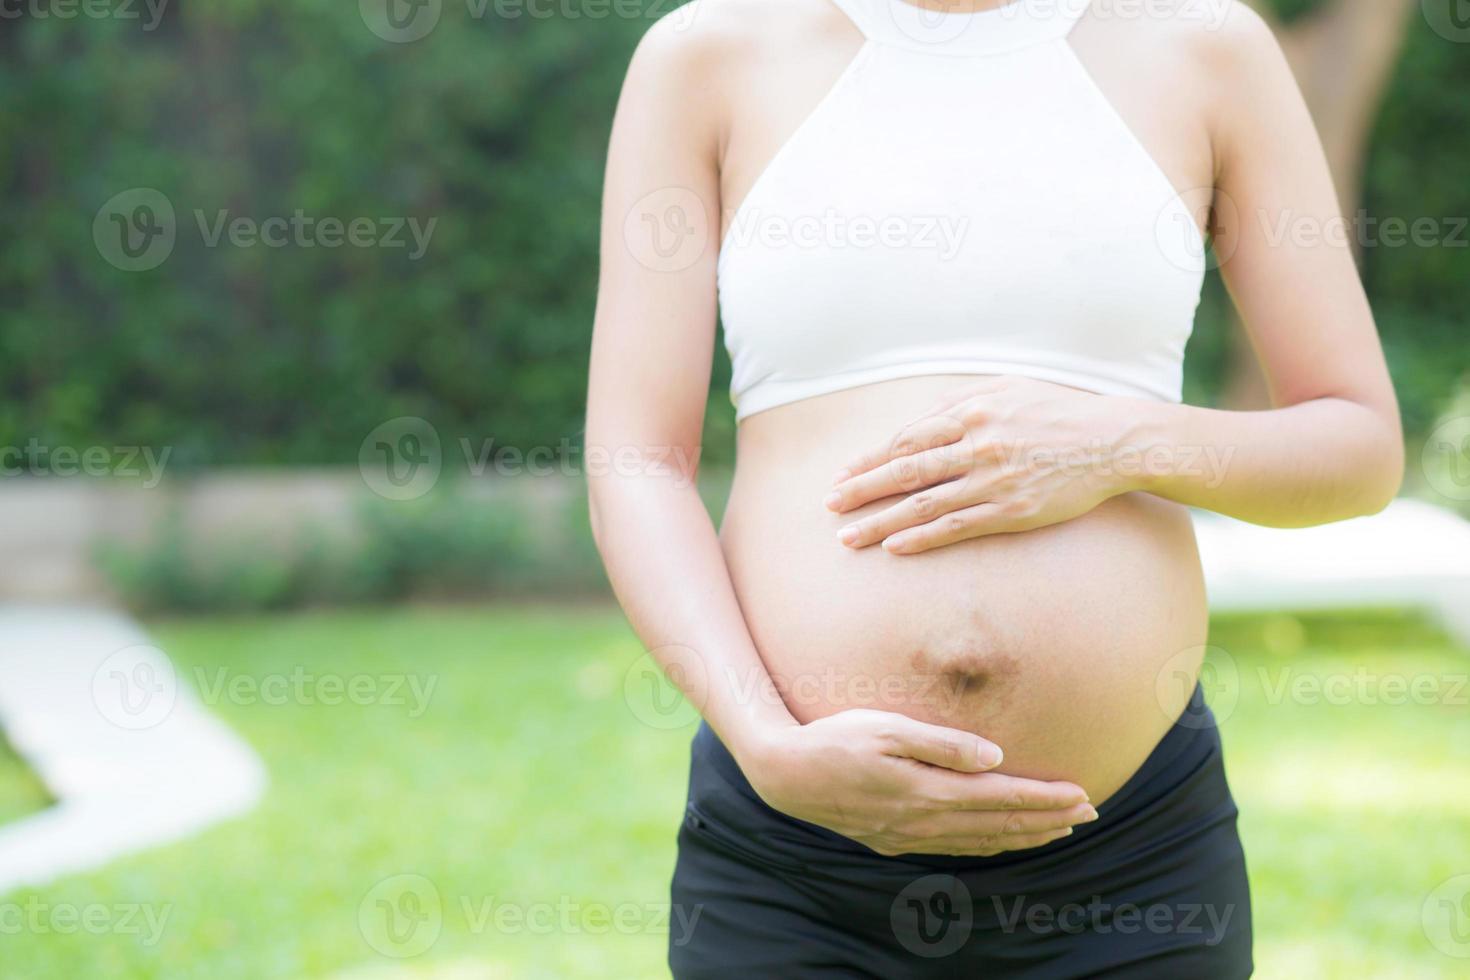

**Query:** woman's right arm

left=585, top=11, right=1094, bottom=857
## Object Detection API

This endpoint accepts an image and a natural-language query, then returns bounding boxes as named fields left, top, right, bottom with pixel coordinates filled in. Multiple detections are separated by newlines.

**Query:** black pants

left=669, top=687, right=1252, bottom=978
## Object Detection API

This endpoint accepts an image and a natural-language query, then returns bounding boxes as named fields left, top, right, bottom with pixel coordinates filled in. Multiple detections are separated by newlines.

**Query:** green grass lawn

left=0, top=605, right=1466, bottom=979
left=0, top=733, right=50, bottom=826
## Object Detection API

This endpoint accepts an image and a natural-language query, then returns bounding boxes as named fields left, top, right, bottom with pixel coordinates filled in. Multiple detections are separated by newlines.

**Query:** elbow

left=587, top=493, right=603, bottom=550
left=1354, top=420, right=1406, bottom=518
left=1367, top=456, right=1404, bottom=517
left=1364, top=471, right=1403, bottom=520
left=582, top=438, right=703, bottom=552
left=583, top=430, right=615, bottom=551
left=1355, top=479, right=1400, bottom=520
left=586, top=472, right=611, bottom=553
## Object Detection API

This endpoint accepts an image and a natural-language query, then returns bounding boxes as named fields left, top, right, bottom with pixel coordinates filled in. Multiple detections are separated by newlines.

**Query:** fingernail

left=978, top=745, right=1003, bottom=769
left=1060, top=828, right=1074, bottom=837
left=838, top=526, right=859, bottom=546
left=823, top=491, right=841, bottom=511
left=832, top=469, right=850, bottom=485
left=1080, top=806, right=1099, bottom=823
left=883, top=535, right=909, bottom=554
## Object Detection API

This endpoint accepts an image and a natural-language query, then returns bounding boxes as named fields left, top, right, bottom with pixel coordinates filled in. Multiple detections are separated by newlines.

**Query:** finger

left=910, top=802, right=1099, bottom=840
left=900, top=378, right=1009, bottom=428
left=882, top=502, right=1027, bottom=555
left=928, top=770, right=1090, bottom=810
left=878, top=716, right=1005, bottom=772
left=900, top=827, right=1076, bottom=857
left=827, top=441, right=973, bottom=514
left=830, top=414, right=968, bottom=486
left=838, top=480, right=984, bottom=549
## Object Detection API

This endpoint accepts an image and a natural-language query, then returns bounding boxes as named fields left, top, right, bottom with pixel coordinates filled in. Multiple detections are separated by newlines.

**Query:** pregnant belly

left=721, top=375, right=1209, bottom=804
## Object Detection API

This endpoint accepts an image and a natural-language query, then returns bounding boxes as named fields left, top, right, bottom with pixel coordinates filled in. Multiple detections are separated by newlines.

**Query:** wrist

left=1108, top=398, right=1175, bottom=496
left=723, top=709, right=800, bottom=785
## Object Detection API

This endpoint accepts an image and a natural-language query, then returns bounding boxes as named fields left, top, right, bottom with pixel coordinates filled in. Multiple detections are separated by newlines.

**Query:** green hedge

left=97, top=482, right=608, bottom=611
left=2, top=0, right=1465, bottom=468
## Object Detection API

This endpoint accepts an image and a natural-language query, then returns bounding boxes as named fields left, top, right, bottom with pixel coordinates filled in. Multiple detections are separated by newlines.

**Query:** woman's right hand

left=738, top=709, right=1097, bottom=857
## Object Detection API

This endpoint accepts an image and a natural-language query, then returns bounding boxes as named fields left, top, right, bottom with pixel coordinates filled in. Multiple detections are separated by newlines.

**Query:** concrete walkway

left=0, top=607, right=266, bottom=893
left=0, top=499, right=1464, bottom=893
left=1195, top=498, right=1470, bottom=645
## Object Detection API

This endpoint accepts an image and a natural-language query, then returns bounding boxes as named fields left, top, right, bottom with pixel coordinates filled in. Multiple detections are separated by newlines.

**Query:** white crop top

left=717, top=0, right=1207, bottom=420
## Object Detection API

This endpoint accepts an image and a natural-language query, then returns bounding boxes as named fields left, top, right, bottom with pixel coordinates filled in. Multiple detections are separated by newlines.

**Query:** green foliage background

left=1, top=0, right=1465, bottom=467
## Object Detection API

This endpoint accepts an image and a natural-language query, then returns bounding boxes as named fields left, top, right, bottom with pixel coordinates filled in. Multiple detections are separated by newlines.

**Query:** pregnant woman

left=586, top=0, right=1402, bottom=975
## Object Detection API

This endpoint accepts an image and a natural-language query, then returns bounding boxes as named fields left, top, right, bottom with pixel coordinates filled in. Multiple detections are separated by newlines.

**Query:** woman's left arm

left=826, top=7, right=1404, bottom=555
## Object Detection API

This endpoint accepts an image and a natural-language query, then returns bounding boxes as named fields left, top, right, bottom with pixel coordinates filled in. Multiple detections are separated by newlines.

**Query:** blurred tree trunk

left=1221, top=0, right=1418, bottom=408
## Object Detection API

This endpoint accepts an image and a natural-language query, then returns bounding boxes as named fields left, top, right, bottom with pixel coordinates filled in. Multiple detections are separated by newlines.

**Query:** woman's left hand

left=824, top=376, right=1146, bottom=554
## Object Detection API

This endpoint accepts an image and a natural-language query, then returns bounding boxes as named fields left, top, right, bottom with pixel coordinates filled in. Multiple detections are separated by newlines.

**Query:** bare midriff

left=721, top=375, right=1208, bottom=805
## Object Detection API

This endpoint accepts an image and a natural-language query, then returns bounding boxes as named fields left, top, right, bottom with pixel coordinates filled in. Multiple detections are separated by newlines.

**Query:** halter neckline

left=832, top=0, right=1093, bottom=56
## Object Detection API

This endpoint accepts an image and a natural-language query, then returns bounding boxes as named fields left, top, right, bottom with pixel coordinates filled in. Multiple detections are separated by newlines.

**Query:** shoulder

left=1166, top=0, right=1305, bottom=168
left=1166, top=0, right=1290, bottom=89
left=1083, top=0, right=1279, bottom=64
left=1076, top=0, right=1278, bottom=85
left=1085, top=0, right=1294, bottom=168
left=629, top=0, right=847, bottom=81
left=619, top=0, right=857, bottom=152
